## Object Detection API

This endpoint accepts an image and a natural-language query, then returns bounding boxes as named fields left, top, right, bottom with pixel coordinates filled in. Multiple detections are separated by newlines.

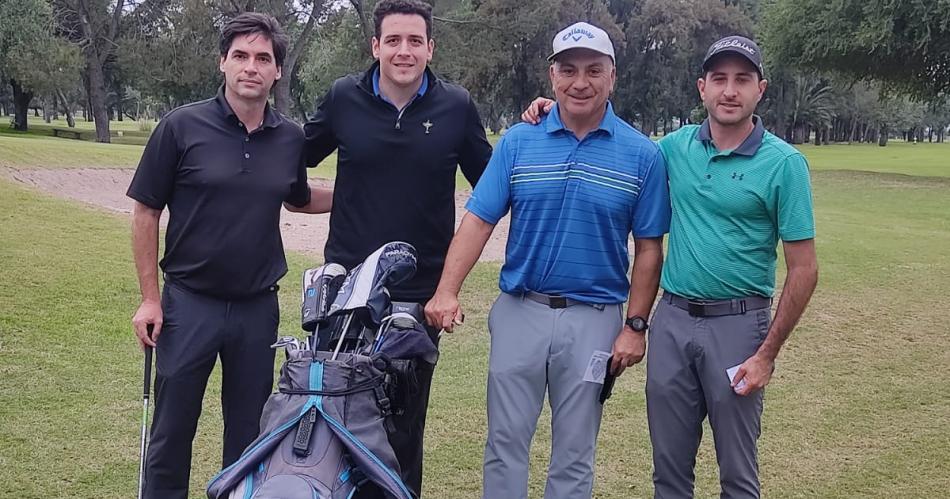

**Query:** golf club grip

left=143, top=325, right=154, bottom=398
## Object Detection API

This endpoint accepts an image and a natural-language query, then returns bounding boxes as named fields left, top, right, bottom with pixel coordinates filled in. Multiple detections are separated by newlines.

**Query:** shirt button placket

left=242, top=127, right=250, bottom=173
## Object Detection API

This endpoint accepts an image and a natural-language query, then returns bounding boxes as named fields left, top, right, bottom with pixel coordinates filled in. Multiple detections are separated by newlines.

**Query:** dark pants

left=354, top=324, right=440, bottom=499
left=143, top=280, right=279, bottom=499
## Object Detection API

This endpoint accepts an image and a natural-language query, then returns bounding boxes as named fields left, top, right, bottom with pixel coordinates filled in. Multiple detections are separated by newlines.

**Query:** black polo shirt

left=127, top=88, right=311, bottom=298
left=305, top=64, right=492, bottom=302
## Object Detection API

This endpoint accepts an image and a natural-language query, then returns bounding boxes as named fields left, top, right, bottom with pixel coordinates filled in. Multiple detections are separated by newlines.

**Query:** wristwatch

left=624, top=315, right=648, bottom=333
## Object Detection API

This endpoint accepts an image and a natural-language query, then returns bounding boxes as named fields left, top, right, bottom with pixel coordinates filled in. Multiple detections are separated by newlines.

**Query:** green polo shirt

left=658, top=117, right=815, bottom=299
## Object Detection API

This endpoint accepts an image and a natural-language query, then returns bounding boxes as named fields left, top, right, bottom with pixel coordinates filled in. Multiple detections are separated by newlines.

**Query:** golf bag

left=206, top=242, right=435, bottom=499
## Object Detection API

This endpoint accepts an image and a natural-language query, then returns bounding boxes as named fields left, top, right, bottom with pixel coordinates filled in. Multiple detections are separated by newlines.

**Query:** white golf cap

left=548, top=22, right=615, bottom=62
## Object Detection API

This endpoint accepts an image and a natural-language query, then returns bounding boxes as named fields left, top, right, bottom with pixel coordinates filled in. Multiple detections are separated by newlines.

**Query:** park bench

left=51, top=128, right=83, bottom=140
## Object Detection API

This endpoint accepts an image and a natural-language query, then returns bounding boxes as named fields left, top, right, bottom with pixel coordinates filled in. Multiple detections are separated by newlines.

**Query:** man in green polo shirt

left=521, top=34, right=819, bottom=499
left=646, top=36, right=818, bottom=498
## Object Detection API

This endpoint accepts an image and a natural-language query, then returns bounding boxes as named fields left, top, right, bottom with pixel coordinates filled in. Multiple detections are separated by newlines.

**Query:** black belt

left=163, top=274, right=279, bottom=298
left=522, top=291, right=605, bottom=311
left=664, top=292, right=771, bottom=317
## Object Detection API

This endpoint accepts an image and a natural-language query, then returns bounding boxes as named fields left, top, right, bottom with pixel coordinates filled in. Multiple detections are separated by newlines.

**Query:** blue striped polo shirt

left=466, top=103, right=671, bottom=304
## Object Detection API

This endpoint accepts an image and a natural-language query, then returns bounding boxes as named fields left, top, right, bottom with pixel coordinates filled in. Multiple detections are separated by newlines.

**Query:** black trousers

left=353, top=325, right=440, bottom=499
left=143, top=281, right=279, bottom=499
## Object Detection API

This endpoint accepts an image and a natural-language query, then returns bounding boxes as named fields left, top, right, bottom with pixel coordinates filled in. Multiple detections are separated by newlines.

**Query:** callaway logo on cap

left=548, top=22, right=615, bottom=62
left=702, top=35, right=764, bottom=78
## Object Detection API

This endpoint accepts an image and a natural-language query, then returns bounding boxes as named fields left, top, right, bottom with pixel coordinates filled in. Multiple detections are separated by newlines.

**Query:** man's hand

left=730, top=353, right=775, bottom=396
left=132, top=300, right=162, bottom=349
left=424, top=290, right=465, bottom=333
left=521, top=97, right=556, bottom=124
left=610, top=328, right=646, bottom=376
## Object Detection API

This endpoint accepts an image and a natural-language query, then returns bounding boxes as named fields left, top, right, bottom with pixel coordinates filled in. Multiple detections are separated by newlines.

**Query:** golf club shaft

left=331, top=313, right=354, bottom=360
left=137, top=338, right=153, bottom=499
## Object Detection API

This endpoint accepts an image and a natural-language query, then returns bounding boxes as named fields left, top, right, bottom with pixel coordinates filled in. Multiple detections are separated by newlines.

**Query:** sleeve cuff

left=464, top=200, right=501, bottom=225
left=780, top=229, right=816, bottom=241
left=126, top=189, right=165, bottom=210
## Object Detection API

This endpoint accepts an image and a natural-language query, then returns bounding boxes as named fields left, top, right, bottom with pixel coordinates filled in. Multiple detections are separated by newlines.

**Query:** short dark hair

left=373, top=0, right=433, bottom=39
left=220, top=13, right=289, bottom=67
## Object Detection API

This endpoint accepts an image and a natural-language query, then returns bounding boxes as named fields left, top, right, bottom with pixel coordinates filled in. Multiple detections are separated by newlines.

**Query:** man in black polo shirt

left=127, top=13, right=330, bottom=499
left=292, top=0, right=492, bottom=495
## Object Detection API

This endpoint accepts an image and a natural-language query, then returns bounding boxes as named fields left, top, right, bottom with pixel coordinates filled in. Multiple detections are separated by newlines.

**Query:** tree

left=0, top=0, right=80, bottom=131
left=610, top=0, right=753, bottom=134
left=453, top=0, right=623, bottom=131
left=785, top=76, right=834, bottom=145
left=762, top=0, right=950, bottom=100
left=52, top=0, right=127, bottom=142
left=297, top=7, right=371, bottom=115
left=120, top=0, right=221, bottom=111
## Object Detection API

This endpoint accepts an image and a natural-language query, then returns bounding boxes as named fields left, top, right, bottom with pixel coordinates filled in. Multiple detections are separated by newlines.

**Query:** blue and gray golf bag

left=207, top=242, right=437, bottom=499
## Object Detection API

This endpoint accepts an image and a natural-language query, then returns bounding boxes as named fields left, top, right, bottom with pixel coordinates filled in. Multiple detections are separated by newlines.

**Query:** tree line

left=1, top=0, right=948, bottom=145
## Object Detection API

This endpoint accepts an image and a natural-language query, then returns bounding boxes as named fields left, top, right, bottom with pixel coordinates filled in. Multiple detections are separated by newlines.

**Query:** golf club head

left=301, top=263, right=347, bottom=332
left=328, top=242, right=418, bottom=325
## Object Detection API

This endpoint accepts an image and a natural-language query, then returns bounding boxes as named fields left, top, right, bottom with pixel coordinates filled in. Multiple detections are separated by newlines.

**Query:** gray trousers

left=646, top=296, right=772, bottom=499
left=482, top=292, right=622, bottom=499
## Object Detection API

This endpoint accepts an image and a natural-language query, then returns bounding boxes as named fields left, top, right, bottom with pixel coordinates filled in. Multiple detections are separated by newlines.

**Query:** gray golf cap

left=702, top=35, right=764, bottom=78
left=548, top=22, right=615, bottom=62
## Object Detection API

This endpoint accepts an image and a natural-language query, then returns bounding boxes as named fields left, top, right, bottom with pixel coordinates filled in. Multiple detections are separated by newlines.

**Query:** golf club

left=137, top=324, right=154, bottom=499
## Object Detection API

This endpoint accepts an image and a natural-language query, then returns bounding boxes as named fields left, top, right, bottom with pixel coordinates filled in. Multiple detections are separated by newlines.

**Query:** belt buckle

left=549, top=296, right=567, bottom=309
left=687, top=300, right=706, bottom=317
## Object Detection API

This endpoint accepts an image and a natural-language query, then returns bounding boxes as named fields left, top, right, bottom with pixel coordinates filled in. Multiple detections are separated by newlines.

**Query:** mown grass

left=21, top=116, right=157, bottom=132
left=1, top=118, right=153, bottom=146
left=1, top=134, right=948, bottom=497
left=0, top=126, right=470, bottom=187
left=797, top=141, right=950, bottom=177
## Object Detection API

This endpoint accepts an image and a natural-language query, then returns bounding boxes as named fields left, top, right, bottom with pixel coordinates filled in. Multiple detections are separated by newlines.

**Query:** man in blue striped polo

left=425, top=21, right=671, bottom=499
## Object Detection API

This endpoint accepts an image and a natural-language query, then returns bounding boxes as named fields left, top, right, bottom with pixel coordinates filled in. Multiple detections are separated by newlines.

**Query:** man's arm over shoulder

left=458, top=93, right=492, bottom=188
left=303, top=80, right=342, bottom=168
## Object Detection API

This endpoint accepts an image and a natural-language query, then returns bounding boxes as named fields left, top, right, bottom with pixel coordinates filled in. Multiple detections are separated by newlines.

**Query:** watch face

left=627, top=316, right=647, bottom=331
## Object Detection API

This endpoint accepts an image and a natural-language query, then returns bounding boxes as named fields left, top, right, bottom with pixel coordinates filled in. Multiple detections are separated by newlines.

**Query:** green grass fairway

left=798, top=141, right=950, bottom=177
left=1, top=133, right=948, bottom=497
left=23, top=115, right=158, bottom=132
left=0, top=134, right=146, bottom=168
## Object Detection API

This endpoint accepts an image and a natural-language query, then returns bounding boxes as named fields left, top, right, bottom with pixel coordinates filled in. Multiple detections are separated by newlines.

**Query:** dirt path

left=2, top=167, right=511, bottom=262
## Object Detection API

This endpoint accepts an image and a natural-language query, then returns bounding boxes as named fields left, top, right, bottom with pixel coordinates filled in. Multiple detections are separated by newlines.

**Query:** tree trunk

left=116, top=86, right=124, bottom=121
left=57, top=89, right=76, bottom=127
left=83, top=47, right=112, bottom=142
left=73, top=0, right=116, bottom=143
left=773, top=79, right=787, bottom=140
left=83, top=72, right=93, bottom=122
left=878, top=124, right=888, bottom=146
left=274, top=0, right=325, bottom=116
left=641, top=115, right=655, bottom=137
left=349, top=0, right=373, bottom=58
left=10, top=79, right=33, bottom=131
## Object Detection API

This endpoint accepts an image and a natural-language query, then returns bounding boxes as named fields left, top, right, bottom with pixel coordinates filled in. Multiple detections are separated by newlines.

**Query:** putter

left=137, top=325, right=155, bottom=499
